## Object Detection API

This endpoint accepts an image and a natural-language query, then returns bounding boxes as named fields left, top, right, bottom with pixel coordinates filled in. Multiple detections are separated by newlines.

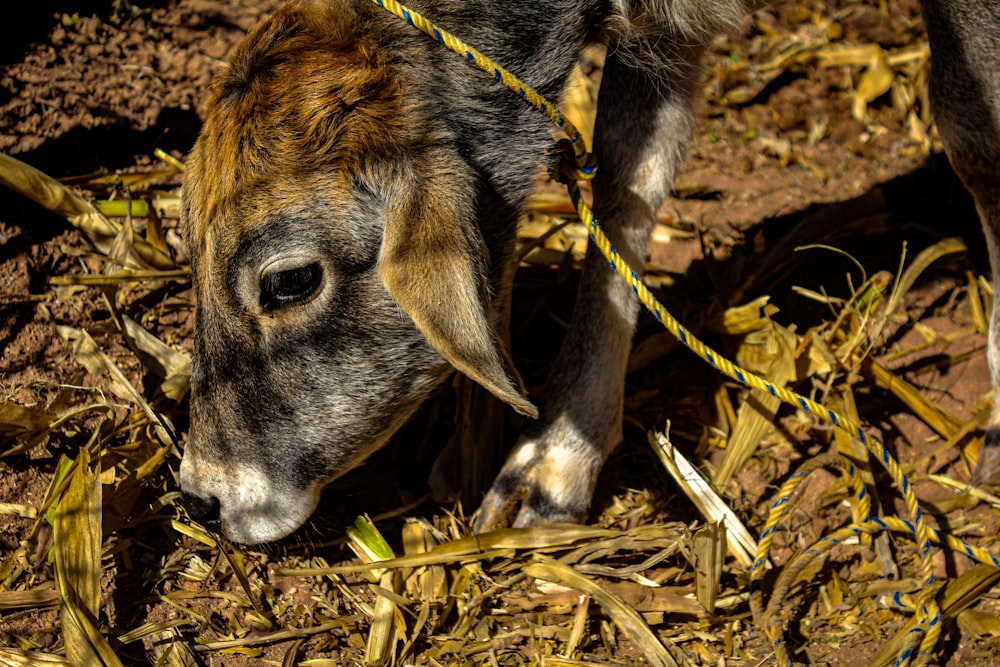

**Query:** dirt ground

left=2, top=0, right=1000, bottom=665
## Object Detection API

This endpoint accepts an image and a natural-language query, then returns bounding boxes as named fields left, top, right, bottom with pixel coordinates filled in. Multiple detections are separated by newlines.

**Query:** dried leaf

left=0, top=403, right=57, bottom=436
left=880, top=237, right=967, bottom=323
left=402, top=520, right=447, bottom=604
left=0, top=588, right=58, bottom=611
left=0, top=648, right=70, bottom=666
left=706, top=295, right=777, bottom=336
left=868, top=360, right=963, bottom=439
left=0, top=152, right=173, bottom=269
left=650, top=429, right=758, bottom=569
left=853, top=46, right=895, bottom=120
left=524, top=559, right=692, bottom=667
left=277, top=524, right=618, bottom=576
left=56, top=324, right=176, bottom=447
left=170, top=519, right=218, bottom=547
left=692, top=522, right=725, bottom=614
left=52, top=449, right=124, bottom=667
left=938, top=564, right=1000, bottom=619
left=714, top=321, right=797, bottom=488
left=348, top=517, right=401, bottom=666
left=957, top=609, right=1000, bottom=638
left=121, top=315, right=191, bottom=401
left=149, top=628, right=199, bottom=667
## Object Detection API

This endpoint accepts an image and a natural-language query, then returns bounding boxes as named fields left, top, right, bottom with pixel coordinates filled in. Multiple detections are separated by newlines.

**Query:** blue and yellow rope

left=371, top=0, right=999, bottom=664
left=372, top=0, right=596, bottom=178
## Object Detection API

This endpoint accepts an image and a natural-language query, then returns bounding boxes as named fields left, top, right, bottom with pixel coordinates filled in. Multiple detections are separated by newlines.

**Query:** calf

left=179, top=0, right=1000, bottom=544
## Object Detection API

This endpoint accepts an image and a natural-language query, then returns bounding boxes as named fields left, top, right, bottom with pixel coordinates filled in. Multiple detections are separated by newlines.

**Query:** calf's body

left=179, top=0, right=1000, bottom=544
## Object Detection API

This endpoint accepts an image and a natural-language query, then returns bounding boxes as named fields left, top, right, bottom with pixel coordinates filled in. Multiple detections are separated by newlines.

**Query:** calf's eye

left=260, top=263, right=323, bottom=311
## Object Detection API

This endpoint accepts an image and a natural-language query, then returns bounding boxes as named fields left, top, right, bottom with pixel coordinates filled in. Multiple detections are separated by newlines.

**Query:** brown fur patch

left=183, top=0, right=408, bottom=257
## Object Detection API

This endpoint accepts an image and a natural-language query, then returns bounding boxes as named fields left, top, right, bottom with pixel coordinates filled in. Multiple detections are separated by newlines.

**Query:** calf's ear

left=378, top=167, right=538, bottom=419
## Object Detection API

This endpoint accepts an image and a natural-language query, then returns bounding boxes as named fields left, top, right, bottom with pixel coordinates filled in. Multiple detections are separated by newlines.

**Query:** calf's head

left=179, top=0, right=535, bottom=544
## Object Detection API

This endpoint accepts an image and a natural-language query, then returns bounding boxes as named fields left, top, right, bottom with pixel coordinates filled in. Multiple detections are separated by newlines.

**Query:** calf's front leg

left=474, top=48, right=703, bottom=531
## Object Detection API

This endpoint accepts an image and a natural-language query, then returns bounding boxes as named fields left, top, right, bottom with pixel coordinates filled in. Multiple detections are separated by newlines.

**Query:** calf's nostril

left=183, top=493, right=222, bottom=532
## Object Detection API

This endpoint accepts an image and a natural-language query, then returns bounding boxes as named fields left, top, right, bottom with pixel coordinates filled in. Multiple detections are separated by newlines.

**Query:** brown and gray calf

left=179, top=0, right=1000, bottom=544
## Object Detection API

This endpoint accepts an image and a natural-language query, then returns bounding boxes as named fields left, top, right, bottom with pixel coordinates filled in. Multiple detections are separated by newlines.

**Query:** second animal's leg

left=475, top=48, right=703, bottom=531
left=919, top=0, right=1000, bottom=485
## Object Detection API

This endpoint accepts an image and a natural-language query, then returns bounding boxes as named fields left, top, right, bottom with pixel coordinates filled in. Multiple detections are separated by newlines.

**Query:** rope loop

left=549, top=138, right=598, bottom=185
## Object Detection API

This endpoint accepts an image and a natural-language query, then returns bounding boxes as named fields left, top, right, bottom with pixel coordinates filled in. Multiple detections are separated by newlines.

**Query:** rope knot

left=548, top=138, right=597, bottom=185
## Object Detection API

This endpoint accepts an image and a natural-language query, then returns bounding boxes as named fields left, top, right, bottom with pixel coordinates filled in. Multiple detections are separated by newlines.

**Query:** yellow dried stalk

left=0, top=648, right=70, bottom=666
left=49, top=269, right=190, bottom=285
left=705, top=295, right=777, bottom=337
left=116, top=619, right=190, bottom=644
left=875, top=237, right=967, bottom=332
left=277, top=524, right=619, bottom=576
left=170, top=520, right=218, bottom=547
left=937, top=564, right=1000, bottom=621
left=401, top=519, right=447, bottom=604
left=347, top=516, right=402, bottom=666
left=160, top=589, right=258, bottom=608
left=190, top=620, right=361, bottom=653
left=524, top=559, right=692, bottom=667
left=851, top=45, right=895, bottom=121
left=925, top=473, right=1000, bottom=508
left=365, top=575, right=403, bottom=667
left=967, top=271, right=990, bottom=335
left=692, top=522, right=725, bottom=614
left=216, top=539, right=274, bottom=629
left=564, top=593, right=591, bottom=658
left=52, top=448, right=124, bottom=667
left=880, top=325, right=981, bottom=365
left=0, top=587, right=58, bottom=610
left=505, top=575, right=701, bottom=618
left=920, top=403, right=990, bottom=479
left=869, top=361, right=964, bottom=439
left=564, top=526, right=686, bottom=574
left=649, top=429, right=758, bottom=569
left=64, top=166, right=178, bottom=188
left=979, top=274, right=994, bottom=316
left=95, top=197, right=182, bottom=220
left=282, top=638, right=307, bottom=667
left=153, top=147, right=187, bottom=173
left=396, top=530, right=437, bottom=667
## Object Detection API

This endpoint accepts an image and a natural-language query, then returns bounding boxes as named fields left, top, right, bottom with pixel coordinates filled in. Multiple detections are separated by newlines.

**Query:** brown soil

left=2, top=0, right=999, bottom=665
